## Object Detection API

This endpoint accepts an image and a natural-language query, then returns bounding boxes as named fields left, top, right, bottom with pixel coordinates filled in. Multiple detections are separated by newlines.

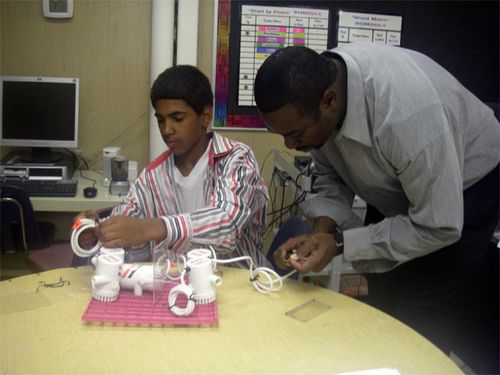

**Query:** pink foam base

left=81, top=283, right=218, bottom=326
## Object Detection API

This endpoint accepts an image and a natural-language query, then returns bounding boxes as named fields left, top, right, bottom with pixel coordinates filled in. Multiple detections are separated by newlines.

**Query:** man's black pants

left=363, top=165, right=499, bottom=374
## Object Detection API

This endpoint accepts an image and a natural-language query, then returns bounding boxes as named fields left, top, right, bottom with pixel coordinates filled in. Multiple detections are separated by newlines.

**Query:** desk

left=31, top=171, right=122, bottom=240
left=31, top=170, right=122, bottom=212
left=0, top=267, right=462, bottom=375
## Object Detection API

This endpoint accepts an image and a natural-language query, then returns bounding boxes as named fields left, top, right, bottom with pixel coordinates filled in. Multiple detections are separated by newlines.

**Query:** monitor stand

left=19, top=147, right=63, bottom=164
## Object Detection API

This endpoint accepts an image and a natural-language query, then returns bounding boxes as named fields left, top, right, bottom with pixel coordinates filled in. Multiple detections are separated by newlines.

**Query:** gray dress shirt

left=300, top=42, right=500, bottom=272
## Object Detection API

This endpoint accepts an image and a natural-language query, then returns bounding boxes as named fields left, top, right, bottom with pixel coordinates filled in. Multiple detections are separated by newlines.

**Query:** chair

left=1, top=184, right=56, bottom=251
left=306, top=254, right=358, bottom=292
left=0, top=184, right=73, bottom=275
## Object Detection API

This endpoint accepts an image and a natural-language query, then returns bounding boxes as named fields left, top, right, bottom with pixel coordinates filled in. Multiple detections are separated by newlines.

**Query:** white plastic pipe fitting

left=119, top=263, right=156, bottom=296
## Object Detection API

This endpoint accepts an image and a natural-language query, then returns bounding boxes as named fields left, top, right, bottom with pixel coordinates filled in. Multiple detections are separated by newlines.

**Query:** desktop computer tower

left=0, top=151, right=75, bottom=180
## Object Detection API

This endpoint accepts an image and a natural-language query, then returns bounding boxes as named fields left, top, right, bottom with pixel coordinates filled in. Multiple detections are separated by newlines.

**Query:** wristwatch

left=331, top=227, right=344, bottom=254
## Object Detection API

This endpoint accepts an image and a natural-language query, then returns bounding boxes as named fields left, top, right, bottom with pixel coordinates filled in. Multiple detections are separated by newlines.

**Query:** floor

left=449, top=353, right=475, bottom=374
left=309, top=273, right=488, bottom=375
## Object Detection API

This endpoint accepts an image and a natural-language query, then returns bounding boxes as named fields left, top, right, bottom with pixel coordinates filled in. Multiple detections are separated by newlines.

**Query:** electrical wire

left=214, top=256, right=295, bottom=293
left=206, top=249, right=296, bottom=294
left=259, top=149, right=274, bottom=176
left=168, top=283, right=195, bottom=316
left=265, top=166, right=310, bottom=240
left=266, top=191, right=308, bottom=231
left=64, top=147, right=98, bottom=187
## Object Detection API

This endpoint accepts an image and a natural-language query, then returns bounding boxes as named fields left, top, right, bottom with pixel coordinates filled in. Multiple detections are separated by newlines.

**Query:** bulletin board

left=213, top=0, right=499, bottom=130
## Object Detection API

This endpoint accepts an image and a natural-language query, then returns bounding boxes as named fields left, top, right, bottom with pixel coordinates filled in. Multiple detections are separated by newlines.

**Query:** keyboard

left=1, top=179, right=78, bottom=197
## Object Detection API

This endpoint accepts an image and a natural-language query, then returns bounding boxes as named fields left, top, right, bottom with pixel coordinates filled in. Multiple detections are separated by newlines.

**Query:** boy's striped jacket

left=112, top=132, right=270, bottom=267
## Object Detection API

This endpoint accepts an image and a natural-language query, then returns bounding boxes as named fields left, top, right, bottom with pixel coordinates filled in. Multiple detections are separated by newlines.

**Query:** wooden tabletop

left=0, top=266, right=462, bottom=375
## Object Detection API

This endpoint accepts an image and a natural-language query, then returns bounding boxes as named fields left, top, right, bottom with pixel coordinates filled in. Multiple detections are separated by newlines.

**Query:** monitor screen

left=0, top=75, right=79, bottom=162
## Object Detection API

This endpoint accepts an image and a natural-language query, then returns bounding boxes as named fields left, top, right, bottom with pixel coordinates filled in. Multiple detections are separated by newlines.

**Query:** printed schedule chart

left=238, top=5, right=329, bottom=107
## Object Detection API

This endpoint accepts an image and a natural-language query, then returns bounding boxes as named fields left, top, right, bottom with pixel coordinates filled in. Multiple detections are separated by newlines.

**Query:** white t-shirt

left=173, top=143, right=210, bottom=213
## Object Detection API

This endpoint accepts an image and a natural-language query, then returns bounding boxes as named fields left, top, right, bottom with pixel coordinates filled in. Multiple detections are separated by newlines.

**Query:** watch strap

left=332, top=227, right=344, bottom=254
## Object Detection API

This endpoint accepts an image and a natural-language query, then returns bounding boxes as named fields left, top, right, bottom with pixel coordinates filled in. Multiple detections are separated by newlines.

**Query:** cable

left=168, top=283, right=195, bottom=316
left=63, top=148, right=79, bottom=172
left=209, top=253, right=296, bottom=294
left=78, top=169, right=97, bottom=188
left=259, top=149, right=274, bottom=176
left=266, top=191, right=308, bottom=230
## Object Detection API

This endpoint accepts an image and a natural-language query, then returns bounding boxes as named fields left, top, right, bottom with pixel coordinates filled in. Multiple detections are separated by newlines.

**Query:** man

left=254, top=42, right=499, bottom=368
left=76, top=65, right=269, bottom=267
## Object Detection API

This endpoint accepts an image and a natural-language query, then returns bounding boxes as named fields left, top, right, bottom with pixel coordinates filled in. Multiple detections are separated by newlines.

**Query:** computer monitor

left=0, top=75, right=79, bottom=163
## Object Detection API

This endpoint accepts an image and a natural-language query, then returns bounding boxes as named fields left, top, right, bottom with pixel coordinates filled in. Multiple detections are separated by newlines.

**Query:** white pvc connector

left=71, top=218, right=101, bottom=258
left=120, top=263, right=157, bottom=296
left=91, top=254, right=122, bottom=302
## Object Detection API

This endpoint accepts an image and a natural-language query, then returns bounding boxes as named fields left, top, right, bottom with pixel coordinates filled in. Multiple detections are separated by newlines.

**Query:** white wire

left=168, top=283, right=195, bottom=316
left=212, top=255, right=296, bottom=294
left=167, top=250, right=295, bottom=315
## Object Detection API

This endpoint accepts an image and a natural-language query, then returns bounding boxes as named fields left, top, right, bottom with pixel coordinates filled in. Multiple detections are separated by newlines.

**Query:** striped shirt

left=111, top=132, right=270, bottom=267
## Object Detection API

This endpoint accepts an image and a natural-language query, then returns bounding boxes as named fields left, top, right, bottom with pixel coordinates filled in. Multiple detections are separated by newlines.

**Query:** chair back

left=0, top=184, right=52, bottom=251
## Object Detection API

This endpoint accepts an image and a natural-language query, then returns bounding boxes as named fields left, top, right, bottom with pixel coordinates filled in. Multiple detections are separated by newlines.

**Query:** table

left=0, top=266, right=462, bottom=375
left=31, top=170, right=122, bottom=212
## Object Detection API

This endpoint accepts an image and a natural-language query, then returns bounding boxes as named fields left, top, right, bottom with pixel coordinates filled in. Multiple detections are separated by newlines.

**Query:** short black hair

left=254, top=46, right=337, bottom=117
left=150, top=65, right=213, bottom=115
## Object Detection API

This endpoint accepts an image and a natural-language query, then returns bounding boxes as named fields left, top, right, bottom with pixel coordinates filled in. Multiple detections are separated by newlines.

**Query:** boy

left=76, top=65, right=269, bottom=267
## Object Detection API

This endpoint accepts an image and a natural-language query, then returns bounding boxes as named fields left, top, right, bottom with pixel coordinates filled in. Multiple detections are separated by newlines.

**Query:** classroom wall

left=0, top=0, right=151, bottom=171
left=197, top=0, right=302, bottom=193
left=1, top=0, right=295, bottom=190
left=1, top=0, right=294, bottom=241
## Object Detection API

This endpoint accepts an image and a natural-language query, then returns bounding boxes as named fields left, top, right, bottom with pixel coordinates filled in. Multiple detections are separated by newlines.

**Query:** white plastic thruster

left=187, top=248, right=213, bottom=261
left=187, top=257, right=222, bottom=304
left=91, top=247, right=125, bottom=267
left=187, top=248, right=216, bottom=270
left=91, top=254, right=122, bottom=302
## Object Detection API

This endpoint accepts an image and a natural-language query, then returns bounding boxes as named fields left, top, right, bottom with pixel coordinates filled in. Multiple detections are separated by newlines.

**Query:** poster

left=213, top=1, right=330, bottom=129
left=337, top=11, right=402, bottom=46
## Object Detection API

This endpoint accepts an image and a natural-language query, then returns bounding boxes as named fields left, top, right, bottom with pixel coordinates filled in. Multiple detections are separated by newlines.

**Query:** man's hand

left=273, top=233, right=339, bottom=274
left=96, top=216, right=166, bottom=248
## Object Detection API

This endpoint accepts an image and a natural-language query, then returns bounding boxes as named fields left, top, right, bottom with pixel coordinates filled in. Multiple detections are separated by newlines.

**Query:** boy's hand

left=97, top=216, right=167, bottom=248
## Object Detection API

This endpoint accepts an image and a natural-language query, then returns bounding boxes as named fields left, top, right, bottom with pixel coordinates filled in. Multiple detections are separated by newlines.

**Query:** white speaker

left=128, top=160, right=138, bottom=182
left=102, top=147, right=121, bottom=187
